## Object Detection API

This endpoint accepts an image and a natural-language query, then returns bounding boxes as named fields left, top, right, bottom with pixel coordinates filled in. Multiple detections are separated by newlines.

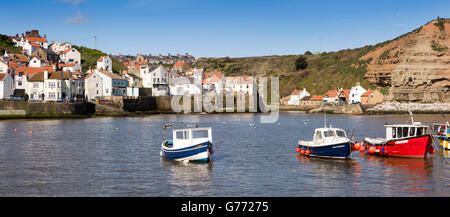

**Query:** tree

left=295, top=56, right=308, bottom=70
left=304, top=51, right=313, bottom=55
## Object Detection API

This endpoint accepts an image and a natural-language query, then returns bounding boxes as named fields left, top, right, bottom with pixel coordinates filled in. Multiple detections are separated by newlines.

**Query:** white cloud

left=66, top=11, right=91, bottom=24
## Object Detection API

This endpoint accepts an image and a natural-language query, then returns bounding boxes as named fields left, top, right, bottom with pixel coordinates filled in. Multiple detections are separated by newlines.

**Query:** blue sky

left=0, top=0, right=448, bottom=57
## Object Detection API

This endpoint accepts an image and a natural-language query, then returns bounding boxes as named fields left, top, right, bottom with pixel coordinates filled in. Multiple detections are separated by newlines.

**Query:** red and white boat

left=361, top=114, right=435, bottom=158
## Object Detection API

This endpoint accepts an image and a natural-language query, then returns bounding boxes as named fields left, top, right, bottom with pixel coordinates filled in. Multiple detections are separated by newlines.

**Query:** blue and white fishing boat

left=297, top=126, right=355, bottom=159
left=296, top=103, right=358, bottom=159
left=160, top=124, right=214, bottom=162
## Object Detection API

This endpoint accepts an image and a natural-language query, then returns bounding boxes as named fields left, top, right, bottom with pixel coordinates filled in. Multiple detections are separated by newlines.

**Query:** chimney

left=44, top=34, right=47, bottom=39
left=44, top=70, right=48, bottom=80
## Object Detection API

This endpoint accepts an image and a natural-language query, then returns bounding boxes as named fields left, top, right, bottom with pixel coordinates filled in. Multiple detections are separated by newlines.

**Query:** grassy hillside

left=0, top=34, right=22, bottom=55
left=194, top=46, right=382, bottom=97
left=72, top=45, right=126, bottom=74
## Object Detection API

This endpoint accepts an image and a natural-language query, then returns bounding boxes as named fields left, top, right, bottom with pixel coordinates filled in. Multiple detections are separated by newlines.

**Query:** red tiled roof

left=361, top=90, right=375, bottom=97
left=174, top=61, right=185, bottom=67
left=338, top=89, right=350, bottom=97
left=24, top=37, right=47, bottom=43
left=324, top=90, right=337, bottom=97
left=310, top=95, right=323, bottom=101
left=15, top=66, right=55, bottom=75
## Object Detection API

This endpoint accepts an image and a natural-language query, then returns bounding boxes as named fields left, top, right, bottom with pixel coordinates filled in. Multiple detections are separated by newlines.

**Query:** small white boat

left=297, top=126, right=356, bottom=159
left=160, top=124, right=214, bottom=163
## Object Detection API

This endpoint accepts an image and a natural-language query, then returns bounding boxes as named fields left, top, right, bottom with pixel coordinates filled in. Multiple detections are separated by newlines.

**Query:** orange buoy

left=128, top=130, right=132, bottom=134
left=14, top=128, right=18, bottom=132
left=296, top=147, right=301, bottom=153
left=353, top=143, right=361, bottom=151
left=115, top=128, right=119, bottom=131
left=360, top=146, right=366, bottom=152
left=368, top=146, right=376, bottom=154
left=300, top=150, right=305, bottom=155
left=29, top=130, right=33, bottom=134
left=305, top=150, right=310, bottom=155
left=428, top=147, right=435, bottom=154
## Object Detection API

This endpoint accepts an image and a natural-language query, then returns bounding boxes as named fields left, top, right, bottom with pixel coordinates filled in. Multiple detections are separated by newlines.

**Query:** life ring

left=438, top=125, right=446, bottom=136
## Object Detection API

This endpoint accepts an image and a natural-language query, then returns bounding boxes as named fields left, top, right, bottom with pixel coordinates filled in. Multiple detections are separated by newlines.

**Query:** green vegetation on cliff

left=0, top=34, right=22, bottom=55
left=72, top=45, right=126, bottom=74
left=194, top=46, right=379, bottom=97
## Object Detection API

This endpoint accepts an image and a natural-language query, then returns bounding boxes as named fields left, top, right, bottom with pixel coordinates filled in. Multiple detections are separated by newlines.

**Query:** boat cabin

left=170, top=127, right=212, bottom=147
left=385, top=122, right=428, bottom=140
left=313, top=127, right=348, bottom=143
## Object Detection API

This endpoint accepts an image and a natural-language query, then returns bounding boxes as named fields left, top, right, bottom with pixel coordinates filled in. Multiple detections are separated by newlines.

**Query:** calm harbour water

left=0, top=113, right=449, bottom=197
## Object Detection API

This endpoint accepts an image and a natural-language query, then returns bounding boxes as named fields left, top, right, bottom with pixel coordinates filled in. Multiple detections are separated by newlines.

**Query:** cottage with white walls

left=84, top=71, right=103, bottom=100
left=0, top=61, right=9, bottom=74
left=29, top=57, right=42, bottom=67
left=97, top=56, right=113, bottom=72
left=49, top=42, right=71, bottom=53
left=43, top=71, right=73, bottom=102
left=169, top=77, right=202, bottom=96
left=224, top=76, right=256, bottom=95
left=349, top=83, right=367, bottom=104
left=59, top=48, right=81, bottom=64
left=287, top=88, right=311, bottom=105
left=14, top=66, right=55, bottom=92
left=140, top=65, right=168, bottom=96
left=58, top=62, right=81, bottom=73
left=0, top=73, right=14, bottom=100
left=26, top=72, right=45, bottom=101
left=84, top=69, right=128, bottom=100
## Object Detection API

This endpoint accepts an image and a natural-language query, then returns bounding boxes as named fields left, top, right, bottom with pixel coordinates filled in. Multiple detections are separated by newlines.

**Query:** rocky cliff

left=360, top=19, right=450, bottom=102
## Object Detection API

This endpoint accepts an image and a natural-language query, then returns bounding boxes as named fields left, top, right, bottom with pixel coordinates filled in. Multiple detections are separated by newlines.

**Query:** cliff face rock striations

left=361, top=19, right=450, bottom=102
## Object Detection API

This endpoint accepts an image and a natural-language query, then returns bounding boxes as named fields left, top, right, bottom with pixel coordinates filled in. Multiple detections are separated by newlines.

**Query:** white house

left=14, top=66, right=55, bottom=91
left=202, top=72, right=224, bottom=95
left=84, top=69, right=128, bottom=100
left=58, top=62, right=81, bottom=73
left=169, top=77, right=202, bottom=96
left=29, top=57, right=42, bottom=67
left=84, top=71, right=103, bottom=100
left=21, top=41, right=40, bottom=56
left=322, top=90, right=338, bottom=104
left=49, top=42, right=71, bottom=53
left=0, top=73, right=14, bottom=100
left=97, top=56, right=112, bottom=72
left=287, top=88, right=311, bottom=105
left=140, top=65, right=168, bottom=96
left=349, top=83, right=367, bottom=104
left=0, top=61, right=9, bottom=74
left=43, top=71, right=73, bottom=102
left=59, top=48, right=81, bottom=64
left=224, top=76, right=256, bottom=95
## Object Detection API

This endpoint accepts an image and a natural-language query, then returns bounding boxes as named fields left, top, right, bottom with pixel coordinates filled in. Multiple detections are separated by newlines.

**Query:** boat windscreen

left=192, top=130, right=209, bottom=139
left=324, top=130, right=335, bottom=137
left=336, top=130, right=346, bottom=137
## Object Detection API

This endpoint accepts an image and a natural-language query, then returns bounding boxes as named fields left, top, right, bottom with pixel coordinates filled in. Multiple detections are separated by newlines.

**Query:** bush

left=295, top=56, right=308, bottom=70
left=304, top=51, right=313, bottom=55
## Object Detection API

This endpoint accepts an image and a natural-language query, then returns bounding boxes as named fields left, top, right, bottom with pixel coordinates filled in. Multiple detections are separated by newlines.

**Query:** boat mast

left=323, top=102, right=326, bottom=128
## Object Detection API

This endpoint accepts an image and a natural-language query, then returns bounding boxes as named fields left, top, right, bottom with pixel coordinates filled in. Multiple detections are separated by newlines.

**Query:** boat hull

left=298, top=142, right=352, bottom=159
left=438, top=136, right=450, bottom=150
left=363, top=135, right=432, bottom=158
left=161, top=141, right=213, bottom=162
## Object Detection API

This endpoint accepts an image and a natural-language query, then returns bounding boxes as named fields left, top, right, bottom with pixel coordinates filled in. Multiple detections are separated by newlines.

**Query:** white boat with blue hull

left=160, top=124, right=214, bottom=163
left=297, top=127, right=356, bottom=159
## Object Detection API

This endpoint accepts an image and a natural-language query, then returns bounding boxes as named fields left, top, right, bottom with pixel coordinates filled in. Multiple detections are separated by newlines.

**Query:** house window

left=96, top=83, right=98, bottom=87
left=18, top=81, right=22, bottom=86
left=49, top=92, right=56, bottom=99
left=33, top=83, right=39, bottom=88
left=49, top=82, right=56, bottom=88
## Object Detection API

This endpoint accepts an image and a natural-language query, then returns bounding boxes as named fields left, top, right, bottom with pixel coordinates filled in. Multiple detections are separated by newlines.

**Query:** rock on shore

left=366, top=102, right=450, bottom=113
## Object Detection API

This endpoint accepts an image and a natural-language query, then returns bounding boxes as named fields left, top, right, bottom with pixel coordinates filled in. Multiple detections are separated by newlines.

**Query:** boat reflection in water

left=361, top=154, right=432, bottom=195
left=160, top=159, right=213, bottom=196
